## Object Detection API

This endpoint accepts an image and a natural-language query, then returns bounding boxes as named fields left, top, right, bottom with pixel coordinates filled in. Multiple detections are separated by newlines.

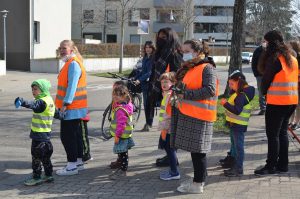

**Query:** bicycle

left=101, top=72, right=142, bottom=140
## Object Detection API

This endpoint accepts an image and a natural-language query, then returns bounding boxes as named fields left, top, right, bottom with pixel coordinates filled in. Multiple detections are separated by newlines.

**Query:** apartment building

left=0, top=0, right=71, bottom=71
left=72, top=0, right=234, bottom=45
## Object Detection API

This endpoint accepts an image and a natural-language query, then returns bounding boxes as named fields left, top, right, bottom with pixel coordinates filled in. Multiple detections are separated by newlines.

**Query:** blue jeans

left=256, top=76, right=266, bottom=111
left=163, top=134, right=179, bottom=174
left=230, top=129, right=245, bottom=170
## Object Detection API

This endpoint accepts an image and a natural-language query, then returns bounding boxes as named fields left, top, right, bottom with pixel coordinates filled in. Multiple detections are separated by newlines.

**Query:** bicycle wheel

left=131, top=93, right=142, bottom=124
left=101, top=103, right=113, bottom=140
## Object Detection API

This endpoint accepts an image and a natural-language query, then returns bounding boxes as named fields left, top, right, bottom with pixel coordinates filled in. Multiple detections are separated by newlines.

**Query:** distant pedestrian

left=157, top=72, right=180, bottom=181
left=14, top=79, right=55, bottom=186
left=221, top=70, right=255, bottom=177
left=134, top=41, right=155, bottom=132
left=109, top=85, right=135, bottom=180
left=254, top=30, right=298, bottom=176
left=55, top=40, right=88, bottom=176
left=252, top=41, right=267, bottom=115
left=172, top=39, right=218, bottom=194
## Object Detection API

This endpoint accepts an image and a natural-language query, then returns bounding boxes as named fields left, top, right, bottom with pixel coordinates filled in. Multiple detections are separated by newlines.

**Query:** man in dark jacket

left=251, top=44, right=266, bottom=115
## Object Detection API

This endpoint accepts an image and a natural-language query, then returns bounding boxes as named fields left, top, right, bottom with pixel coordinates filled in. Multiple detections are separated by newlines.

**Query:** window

left=128, top=8, right=150, bottom=26
left=194, top=23, right=232, bottom=33
left=156, top=9, right=182, bottom=23
left=130, top=34, right=141, bottom=44
left=106, top=10, right=117, bottom=23
left=83, top=33, right=102, bottom=41
left=33, top=21, right=40, bottom=43
left=106, top=34, right=117, bottom=43
left=83, top=10, right=94, bottom=23
left=194, top=6, right=233, bottom=17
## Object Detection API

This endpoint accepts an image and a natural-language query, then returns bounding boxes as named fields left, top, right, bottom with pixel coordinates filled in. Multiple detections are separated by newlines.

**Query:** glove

left=161, top=130, right=167, bottom=141
left=54, top=108, right=65, bottom=120
left=114, top=136, right=120, bottom=144
left=14, top=97, right=23, bottom=108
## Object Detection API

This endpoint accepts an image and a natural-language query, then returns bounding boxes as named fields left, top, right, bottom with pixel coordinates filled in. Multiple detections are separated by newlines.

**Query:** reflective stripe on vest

left=159, top=93, right=168, bottom=122
left=31, top=96, right=55, bottom=132
left=178, top=63, right=218, bottom=122
left=110, top=106, right=133, bottom=138
left=55, top=56, right=88, bottom=110
left=266, top=55, right=298, bottom=105
left=225, top=92, right=251, bottom=126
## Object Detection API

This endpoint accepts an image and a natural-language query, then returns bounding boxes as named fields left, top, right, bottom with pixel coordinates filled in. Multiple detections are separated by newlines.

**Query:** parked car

left=242, top=52, right=253, bottom=64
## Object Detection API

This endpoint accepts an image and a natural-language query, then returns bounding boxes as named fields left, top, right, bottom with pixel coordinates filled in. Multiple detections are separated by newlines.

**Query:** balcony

left=153, top=21, right=184, bottom=33
left=153, top=0, right=184, bottom=8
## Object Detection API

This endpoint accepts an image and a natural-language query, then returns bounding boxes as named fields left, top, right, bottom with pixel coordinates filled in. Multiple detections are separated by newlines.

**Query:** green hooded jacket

left=31, top=79, right=52, bottom=99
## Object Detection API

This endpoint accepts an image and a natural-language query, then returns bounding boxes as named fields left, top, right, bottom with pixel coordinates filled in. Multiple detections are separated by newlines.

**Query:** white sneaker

left=56, top=167, right=78, bottom=176
left=77, top=163, right=84, bottom=171
left=177, top=181, right=204, bottom=194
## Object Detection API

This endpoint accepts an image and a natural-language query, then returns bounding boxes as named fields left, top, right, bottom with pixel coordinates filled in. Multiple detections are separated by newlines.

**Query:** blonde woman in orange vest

left=254, top=30, right=298, bottom=176
left=55, top=40, right=88, bottom=176
left=171, top=39, right=218, bottom=194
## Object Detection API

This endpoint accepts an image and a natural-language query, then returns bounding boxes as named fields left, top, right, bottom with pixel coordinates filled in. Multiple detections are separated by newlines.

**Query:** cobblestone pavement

left=0, top=71, right=300, bottom=199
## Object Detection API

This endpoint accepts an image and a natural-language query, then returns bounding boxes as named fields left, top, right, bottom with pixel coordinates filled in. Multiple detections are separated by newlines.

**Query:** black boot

left=139, top=124, right=150, bottom=132
left=219, top=152, right=231, bottom=164
left=156, top=155, right=169, bottom=167
left=221, top=156, right=235, bottom=168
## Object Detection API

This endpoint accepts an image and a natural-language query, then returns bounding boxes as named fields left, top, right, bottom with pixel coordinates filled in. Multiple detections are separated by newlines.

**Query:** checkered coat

left=170, top=65, right=216, bottom=153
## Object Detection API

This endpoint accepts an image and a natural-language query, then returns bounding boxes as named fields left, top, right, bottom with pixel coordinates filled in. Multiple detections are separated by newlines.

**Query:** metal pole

left=139, top=35, right=142, bottom=58
left=3, top=13, right=7, bottom=61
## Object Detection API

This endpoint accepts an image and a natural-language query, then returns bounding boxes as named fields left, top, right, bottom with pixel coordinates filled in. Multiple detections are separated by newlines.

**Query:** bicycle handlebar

left=107, top=72, right=137, bottom=86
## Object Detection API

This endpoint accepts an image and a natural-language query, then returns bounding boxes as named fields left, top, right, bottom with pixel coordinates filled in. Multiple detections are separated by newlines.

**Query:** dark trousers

left=191, top=153, right=207, bottom=183
left=143, top=90, right=153, bottom=126
left=80, top=120, right=91, bottom=159
left=265, top=104, right=296, bottom=170
left=230, top=129, right=245, bottom=170
left=31, top=140, right=53, bottom=178
left=60, top=119, right=83, bottom=162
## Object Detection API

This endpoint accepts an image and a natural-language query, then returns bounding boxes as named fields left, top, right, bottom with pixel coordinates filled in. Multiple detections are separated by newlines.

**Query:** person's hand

left=220, top=98, right=227, bottom=106
left=114, top=136, right=120, bottom=144
left=61, top=105, right=67, bottom=113
left=134, top=80, right=140, bottom=85
left=14, top=97, right=24, bottom=108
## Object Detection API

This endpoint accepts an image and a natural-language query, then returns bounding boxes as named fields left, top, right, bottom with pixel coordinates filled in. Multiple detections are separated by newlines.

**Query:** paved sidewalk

left=0, top=71, right=300, bottom=199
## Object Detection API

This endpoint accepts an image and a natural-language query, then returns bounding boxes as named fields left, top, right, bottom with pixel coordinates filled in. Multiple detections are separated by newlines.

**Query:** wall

left=32, top=0, right=72, bottom=59
left=30, top=57, right=140, bottom=73
left=0, top=0, right=30, bottom=70
left=0, top=60, right=6, bottom=75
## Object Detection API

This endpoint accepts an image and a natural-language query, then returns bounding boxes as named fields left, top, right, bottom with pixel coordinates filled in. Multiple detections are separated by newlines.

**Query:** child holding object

left=15, top=79, right=55, bottom=186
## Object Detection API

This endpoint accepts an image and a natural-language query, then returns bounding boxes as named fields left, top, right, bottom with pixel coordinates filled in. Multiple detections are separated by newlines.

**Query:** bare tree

left=224, top=0, right=246, bottom=96
left=291, top=0, right=300, bottom=38
left=118, top=0, right=137, bottom=73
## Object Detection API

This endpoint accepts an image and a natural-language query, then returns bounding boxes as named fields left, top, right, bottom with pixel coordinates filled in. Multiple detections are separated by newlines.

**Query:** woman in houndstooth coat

left=171, top=39, right=217, bottom=194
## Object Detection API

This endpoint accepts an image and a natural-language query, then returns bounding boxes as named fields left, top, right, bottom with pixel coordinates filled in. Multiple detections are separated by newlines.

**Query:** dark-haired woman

left=134, top=41, right=155, bottom=131
left=148, top=27, right=183, bottom=166
left=172, top=39, right=218, bottom=194
left=254, top=30, right=298, bottom=176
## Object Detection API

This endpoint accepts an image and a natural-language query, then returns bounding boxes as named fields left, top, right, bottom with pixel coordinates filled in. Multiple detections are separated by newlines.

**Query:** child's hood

left=31, top=79, right=51, bottom=98
left=115, top=102, right=134, bottom=115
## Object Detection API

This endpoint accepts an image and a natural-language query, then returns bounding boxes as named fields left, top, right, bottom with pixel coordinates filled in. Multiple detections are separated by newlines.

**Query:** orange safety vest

left=55, top=56, right=88, bottom=110
left=266, top=55, right=298, bottom=105
left=178, top=63, right=218, bottom=122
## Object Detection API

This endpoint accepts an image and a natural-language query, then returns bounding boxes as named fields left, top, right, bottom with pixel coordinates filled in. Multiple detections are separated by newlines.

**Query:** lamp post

left=1, top=10, right=8, bottom=61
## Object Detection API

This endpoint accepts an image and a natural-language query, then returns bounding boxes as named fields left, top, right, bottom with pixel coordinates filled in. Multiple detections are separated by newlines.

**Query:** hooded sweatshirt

left=21, top=79, right=53, bottom=141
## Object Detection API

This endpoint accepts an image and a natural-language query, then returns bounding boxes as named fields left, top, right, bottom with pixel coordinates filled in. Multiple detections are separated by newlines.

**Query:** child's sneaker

left=76, top=163, right=85, bottom=171
left=24, top=177, right=43, bottom=186
left=160, top=171, right=180, bottom=181
left=41, top=175, right=54, bottom=183
left=56, top=167, right=78, bottom=176
left=177, top=181, right=204, bottom=194
left=109, top=169, right=127, bottom=180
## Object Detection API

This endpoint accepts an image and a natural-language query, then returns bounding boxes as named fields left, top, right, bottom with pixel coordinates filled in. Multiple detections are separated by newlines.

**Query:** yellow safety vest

left=159, top=93, right=169, bottom=122
left=225, top=92, right=251, bottom=126
left=110, top=106, right=133, bottom=138
left=31, top=96, right=55, bottom=132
